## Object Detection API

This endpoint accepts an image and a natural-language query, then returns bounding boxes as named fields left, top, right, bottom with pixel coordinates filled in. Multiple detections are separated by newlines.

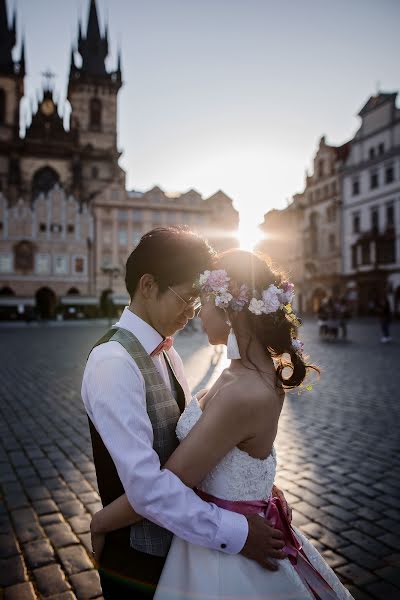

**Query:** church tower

left=0, top=0, right=25, bottom=192
left=68, top=0, right=124, bottom=197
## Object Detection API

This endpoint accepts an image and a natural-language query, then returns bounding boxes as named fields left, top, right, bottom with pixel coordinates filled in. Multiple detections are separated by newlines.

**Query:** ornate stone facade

left=259, top=93, right=400, bottom=316
left=0, top=0, right=238, bottom=318
left=342, top=93, right=400, bottom=315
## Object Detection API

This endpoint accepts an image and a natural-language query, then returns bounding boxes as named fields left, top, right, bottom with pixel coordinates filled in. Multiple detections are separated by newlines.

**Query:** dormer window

left=90, top=98, right=102, bottom=130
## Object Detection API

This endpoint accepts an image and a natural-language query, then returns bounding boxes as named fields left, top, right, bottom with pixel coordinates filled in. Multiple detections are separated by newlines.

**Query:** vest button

left=220, top=543, right=227, bottom=549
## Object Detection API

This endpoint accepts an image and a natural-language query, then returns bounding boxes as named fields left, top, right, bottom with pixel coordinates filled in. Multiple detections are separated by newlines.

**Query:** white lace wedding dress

left=154, top=397, right=353, bottom=600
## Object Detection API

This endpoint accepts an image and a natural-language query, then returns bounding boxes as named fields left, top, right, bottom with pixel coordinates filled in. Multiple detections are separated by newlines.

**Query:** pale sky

left=8, top=0, right=400, bottom=233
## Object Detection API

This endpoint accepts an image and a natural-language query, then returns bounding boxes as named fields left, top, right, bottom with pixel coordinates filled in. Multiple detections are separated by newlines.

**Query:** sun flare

left=238, top=223, right=265, bottom=251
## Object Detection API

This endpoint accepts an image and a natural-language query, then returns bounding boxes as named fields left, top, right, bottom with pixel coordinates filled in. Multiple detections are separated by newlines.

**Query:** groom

left=82, top=226, right=287, bottom=599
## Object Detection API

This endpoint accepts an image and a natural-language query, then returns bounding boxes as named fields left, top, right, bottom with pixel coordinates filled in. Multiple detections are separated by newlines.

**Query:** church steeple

left=0, top=0, right=17, bottom=75
left=77, top=0, right=108, bottom=77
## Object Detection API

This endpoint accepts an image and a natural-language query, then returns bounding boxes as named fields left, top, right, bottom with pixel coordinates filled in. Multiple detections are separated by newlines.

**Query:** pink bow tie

left=150, top=337, right=173, bottom=357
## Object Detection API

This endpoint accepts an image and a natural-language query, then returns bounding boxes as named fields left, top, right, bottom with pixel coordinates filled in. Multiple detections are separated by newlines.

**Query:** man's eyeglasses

left=168, top=286, right=201, bottom=314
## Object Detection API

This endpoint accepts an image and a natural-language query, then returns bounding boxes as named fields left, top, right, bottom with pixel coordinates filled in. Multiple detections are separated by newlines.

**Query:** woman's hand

left=272, top=485, right=292, bottom=523
left=90, top=514, right=105, bottom=564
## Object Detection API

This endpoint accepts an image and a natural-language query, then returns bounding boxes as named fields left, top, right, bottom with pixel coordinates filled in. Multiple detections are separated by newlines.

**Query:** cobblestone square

left=0, top=319, right=399, bottom=599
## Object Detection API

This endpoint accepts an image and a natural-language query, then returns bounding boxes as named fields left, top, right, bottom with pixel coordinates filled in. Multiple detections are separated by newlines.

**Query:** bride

left=91, top=249, right=353, bottom=600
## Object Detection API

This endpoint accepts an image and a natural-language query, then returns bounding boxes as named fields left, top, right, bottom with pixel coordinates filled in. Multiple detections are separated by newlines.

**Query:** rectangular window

left=39, top=223, right=47, bottom=232
left=54, top=255, right=68, bottom=275
left=370, top=172, right=378, bottom=189
left=36, top=254, right=50, bottom=274
left=153, top=210, right=161, bottom=223
left=386, top=203, right=394, bottom=227
left=378, top=143, right=384, bottom=155
left=371, top=207, right=379, bottom=231
left=329, top=234, right=335, bottom=251
left=168, top=211, right=177, bottom=224
left=132, top=209, right=142, bottom=222
left=377, top=239, right=396, bottom=264
left=73, top=257, right=85, bottom=274
left=0, top=253, right=12, bottom=273
left=351, top=246, right=357, bottom=269
left=352, top=179, right=360, bottom=195
left=103, top=228, right=112, bottom=245
left=361, top=241, right=370, bottom=265
left=118, top=228, right=128, bottom=245
left=369, top=148, right=375, bottom=160
left=118, top=210, right=128, bottom=221
left=352, top=212, right=360, bottom=233
left=67, top=224, right=75, bottom=234
left=385, top=165, right=394, bottom=184
left=51, top=224, right=62, bottom=233
left=0, top=221, right=3, bottom=231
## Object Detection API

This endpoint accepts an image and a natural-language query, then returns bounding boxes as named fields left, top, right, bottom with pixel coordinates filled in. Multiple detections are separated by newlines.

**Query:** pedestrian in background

left=378, top=294, right=392, bottom=343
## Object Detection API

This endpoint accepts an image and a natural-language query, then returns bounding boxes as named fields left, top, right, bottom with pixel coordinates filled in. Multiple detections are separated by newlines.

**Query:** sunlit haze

left=9, top=0, right=400, bottom=233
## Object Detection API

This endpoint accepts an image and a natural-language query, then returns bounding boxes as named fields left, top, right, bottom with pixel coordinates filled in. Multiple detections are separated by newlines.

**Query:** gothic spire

left=87, top=0, right=101, bottom=42
left=19, top=34, right=26, bottom=76
left=77, top=0, right=108, bottom=76
left=0, top=0, right=16, bottom=74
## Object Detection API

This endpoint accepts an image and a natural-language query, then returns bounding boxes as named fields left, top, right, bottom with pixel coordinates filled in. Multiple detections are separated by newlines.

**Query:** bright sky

left=8, top=0, right=400, bottom=237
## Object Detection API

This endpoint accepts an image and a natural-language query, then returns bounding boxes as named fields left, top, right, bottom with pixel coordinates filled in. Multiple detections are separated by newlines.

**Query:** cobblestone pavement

left=0, top=319, right=399, bottom=600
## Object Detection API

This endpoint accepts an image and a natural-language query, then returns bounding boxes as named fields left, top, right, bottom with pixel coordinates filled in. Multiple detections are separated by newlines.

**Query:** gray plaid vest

left=89, top=326, right=183, bottom=557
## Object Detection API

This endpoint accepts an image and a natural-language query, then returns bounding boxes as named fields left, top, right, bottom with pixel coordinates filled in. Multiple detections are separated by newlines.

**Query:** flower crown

left=198, top=269, right=304, bottom=356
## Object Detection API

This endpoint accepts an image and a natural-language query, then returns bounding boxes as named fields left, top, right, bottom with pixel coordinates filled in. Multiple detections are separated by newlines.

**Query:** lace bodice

left=176, top=397, right=277, bottom=501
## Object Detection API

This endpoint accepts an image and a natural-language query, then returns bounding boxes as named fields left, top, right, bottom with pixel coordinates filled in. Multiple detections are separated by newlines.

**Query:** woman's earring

left=227, top=329, right=241, bottom=359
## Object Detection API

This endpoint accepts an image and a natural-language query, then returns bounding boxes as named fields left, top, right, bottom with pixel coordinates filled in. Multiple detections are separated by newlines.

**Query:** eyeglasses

left=168, top=286, right=201, bottom=313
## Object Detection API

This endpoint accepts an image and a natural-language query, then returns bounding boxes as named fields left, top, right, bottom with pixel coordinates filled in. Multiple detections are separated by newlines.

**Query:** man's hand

left=240, top=514, right=286, bottom=571
left=272, top=484, right=292, bottom=523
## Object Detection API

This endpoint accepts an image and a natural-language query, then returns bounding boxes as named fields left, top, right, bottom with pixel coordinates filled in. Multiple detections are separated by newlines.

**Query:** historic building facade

left=92, top=184, right=238, bottom=305
left=296, top=136, right=350, bottom=312
left=0, top=0, right=238, bottom=319
left=258, top=136, right=349, bottom=313
left=259, top=92, right=400, bottom=316
left=341, top=92, right=400, bottom=315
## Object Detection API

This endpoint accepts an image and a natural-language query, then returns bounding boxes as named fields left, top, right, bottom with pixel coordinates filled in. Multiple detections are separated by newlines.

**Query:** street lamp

left=101, top=265, right=120, bottom=325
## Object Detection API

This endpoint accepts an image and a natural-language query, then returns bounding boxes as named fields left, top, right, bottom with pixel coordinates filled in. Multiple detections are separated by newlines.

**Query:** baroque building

left=341, top=92, right=400, bottom=315
left=0, top=0, right=238, bottom=319
left=258, top=136, right=349, bottom=313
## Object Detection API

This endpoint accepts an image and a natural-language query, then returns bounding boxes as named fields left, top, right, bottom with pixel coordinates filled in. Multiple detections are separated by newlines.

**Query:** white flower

left=248, top=298, right=266, bottom=315
left=199, top=270, right=211, bottom=286
left=261, top=285, right=282, bottom=314
left=292, top=338, right=304, bottom=354
left=215, top=291, right=233, bottom=308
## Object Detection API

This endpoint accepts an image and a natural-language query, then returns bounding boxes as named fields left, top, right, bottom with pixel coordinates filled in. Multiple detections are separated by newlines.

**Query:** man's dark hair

left=125, top=226, right=215, bottom=299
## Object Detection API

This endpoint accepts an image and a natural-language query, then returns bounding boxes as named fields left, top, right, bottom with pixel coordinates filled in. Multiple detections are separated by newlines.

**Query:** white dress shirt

left=81, top=307, right=248, bottom=554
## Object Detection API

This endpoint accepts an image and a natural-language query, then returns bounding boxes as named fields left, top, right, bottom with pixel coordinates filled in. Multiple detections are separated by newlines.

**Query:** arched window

left=0, top=89, right=5, bottom=124
left=32, top=166, right=60, bottom=199
left=90, top=98, right=102, bottom=130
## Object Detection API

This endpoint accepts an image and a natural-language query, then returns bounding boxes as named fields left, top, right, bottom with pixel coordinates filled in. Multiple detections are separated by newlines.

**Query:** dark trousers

left=98, top=528, right=166, bottom=600
left=381, top=319, right=391, bottom=338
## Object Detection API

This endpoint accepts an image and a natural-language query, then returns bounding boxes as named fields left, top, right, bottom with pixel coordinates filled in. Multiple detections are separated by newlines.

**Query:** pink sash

left=196, top=489, right=342, bottom=600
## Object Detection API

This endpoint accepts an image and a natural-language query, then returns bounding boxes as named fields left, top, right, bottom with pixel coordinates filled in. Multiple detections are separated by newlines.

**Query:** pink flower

left=207, top=269, right=230, bottom=292
left=280, top=281, right=295, bottom=305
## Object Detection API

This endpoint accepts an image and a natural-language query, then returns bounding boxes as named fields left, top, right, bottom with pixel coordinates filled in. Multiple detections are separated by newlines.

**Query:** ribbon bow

left=195, top=489, right=342, bottom=600
left=150, top=337, right=173, bottom=357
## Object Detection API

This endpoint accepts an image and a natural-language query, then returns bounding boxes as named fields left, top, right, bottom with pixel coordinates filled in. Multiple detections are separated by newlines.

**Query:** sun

left=238, top=222, right=265, bottom=251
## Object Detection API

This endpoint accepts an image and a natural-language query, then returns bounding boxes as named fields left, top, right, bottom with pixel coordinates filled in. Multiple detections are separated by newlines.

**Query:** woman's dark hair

left=125, top=226, right=215, bottom=299
left=216, top=249, right=318, bottom=389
